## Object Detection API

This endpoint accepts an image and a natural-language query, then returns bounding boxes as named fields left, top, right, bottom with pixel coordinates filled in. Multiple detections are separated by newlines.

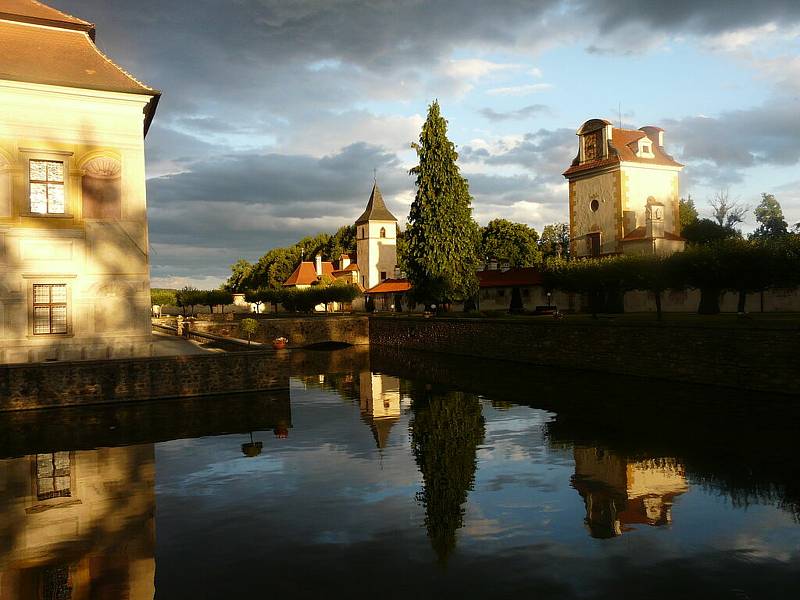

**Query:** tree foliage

left=539, top=223, right=570, bottom=260
left=679, top=194, right=699, bottom=229
left=405, top=101, right=480, bottom=306
left=150, top=288, right=177, bottom=307
left=682, top=218, right=740, bottom=245
left=224, top=225, right=357, bottom=291
left=751, top=193, right=788, bottom=240
left=480, top=219, right=541, bottom=267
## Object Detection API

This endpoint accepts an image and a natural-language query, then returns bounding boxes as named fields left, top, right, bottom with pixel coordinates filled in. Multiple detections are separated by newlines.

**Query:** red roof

left=478, top=267, right=543, bottom=288
left=564, top=124, right=683, bottom=178
left=0, top=0, right=160, bottom=134
left=366, top=278, right=411, bottom=294
left=283, top=261, right=335, bottom=286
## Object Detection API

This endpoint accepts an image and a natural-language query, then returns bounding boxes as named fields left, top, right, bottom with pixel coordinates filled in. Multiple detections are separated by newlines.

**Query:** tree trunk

left=655, top=290, right=662, bottom=321
left=737, top=290, right=746, bottom=313
left=698, top=288, right=720, bottom=314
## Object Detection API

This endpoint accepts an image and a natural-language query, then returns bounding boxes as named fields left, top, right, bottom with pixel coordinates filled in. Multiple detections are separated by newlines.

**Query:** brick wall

left=0, top=351, right=290, bottom=411
left=369, top=316, right=800, bottom=394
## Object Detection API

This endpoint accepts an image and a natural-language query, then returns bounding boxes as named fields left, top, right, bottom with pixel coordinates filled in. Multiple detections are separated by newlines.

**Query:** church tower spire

left=356, top=181, right=397, bottom=290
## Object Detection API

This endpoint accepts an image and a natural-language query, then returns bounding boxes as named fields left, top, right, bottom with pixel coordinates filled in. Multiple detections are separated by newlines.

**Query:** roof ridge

left=84, top=30, right=159, bottom=95
left=30, top=0, right=91, bottom=26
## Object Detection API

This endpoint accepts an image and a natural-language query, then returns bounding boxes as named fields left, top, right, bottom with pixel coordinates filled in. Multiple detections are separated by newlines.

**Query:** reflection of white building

left=0, top=445, right=155, bottom=598
left=0, top=1, right=159, bottom=363
left=572, top=446, right=688, bottom=538
left=359, top=372, right=401, bottom=449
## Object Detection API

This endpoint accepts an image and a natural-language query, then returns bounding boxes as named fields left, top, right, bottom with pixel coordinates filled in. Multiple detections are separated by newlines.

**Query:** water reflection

left=0, top=445, right=155, bottom=598
left=0, top=347, right=798, bottom=598
left=572, top=448, right=688, bottom=538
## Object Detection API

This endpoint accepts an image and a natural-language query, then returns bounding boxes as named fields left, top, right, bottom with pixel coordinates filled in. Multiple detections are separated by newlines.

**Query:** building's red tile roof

left=564, top=125, right=683, bottom=178
left=478, top=267, right=544, bottom=288
left=283, top=261, right=335, bottom=286
left=366, top=278, right=411, bottom=294
left=0, top=0, right=160, bottom=134
left=0, top=0, right=92, bottom=31
left=622, top=226, right=685, bottom=242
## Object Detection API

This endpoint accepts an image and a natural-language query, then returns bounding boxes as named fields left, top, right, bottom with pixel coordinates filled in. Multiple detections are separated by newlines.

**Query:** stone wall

left=0, top=351, right=290, bottom=411
left=369, top=316, right=800, bottom=394
left=182, top=315, right=370, bottom=348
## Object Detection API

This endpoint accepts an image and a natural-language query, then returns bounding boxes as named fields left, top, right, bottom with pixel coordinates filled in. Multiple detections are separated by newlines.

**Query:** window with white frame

left=29, top=159, right=65, bottom=214
left=33, top=284, right=68, bottom=335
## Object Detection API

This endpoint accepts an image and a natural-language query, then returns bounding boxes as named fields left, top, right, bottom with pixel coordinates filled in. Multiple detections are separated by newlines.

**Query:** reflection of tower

left=359, top=372, right=401, bottom=449
left=571, top=447, right=688, bottom=538
left=0, top=445, right=156, bottom=598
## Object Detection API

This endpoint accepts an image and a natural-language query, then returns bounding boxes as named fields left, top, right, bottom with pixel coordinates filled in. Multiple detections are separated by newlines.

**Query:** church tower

left=355, top=182, right=397, bottom=290
left=563, top=119, right=685, bottom=258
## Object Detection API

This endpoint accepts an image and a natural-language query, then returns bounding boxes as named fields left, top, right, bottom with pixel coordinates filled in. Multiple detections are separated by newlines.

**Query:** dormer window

left=637, top=139, right=655, bottom=158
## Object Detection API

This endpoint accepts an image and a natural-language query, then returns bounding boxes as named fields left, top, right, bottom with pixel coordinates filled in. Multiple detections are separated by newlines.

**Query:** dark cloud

left=582, top=0, right=800, bottom=35
left=663, top=98, right=800, bottom=169
left=479, top=104, right=550, bottom=122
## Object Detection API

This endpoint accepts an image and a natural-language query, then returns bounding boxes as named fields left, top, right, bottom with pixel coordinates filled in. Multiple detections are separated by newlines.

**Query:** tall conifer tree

left=406, top=101, right=480, bottom=306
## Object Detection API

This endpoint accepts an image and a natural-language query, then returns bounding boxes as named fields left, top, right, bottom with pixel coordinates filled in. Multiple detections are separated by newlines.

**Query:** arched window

left=380, top=227, right=386, bottom=238
left=82, top=157, right=121, bottom=219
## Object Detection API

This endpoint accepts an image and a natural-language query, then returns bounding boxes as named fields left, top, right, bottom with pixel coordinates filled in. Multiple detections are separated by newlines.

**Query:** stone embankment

left=368, top=316, right=800, bottom=395
left=0, top=351, right=290, bottom=411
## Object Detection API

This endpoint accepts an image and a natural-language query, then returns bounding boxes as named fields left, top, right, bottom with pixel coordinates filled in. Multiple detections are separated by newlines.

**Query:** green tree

left=175, top=286, right=202, bottom=316
left=480, top=219, right=541, bottom=267
left=751, top=193, right=788, bottom=240
left=410, top=386, right=485, bottom=564
left=405, top=101, right=481, bottom=308
left=239, top=318, right=259, bottom=345
left=150, top=288, right=176, bottom=307
left=539, top=223, right=570, bottom=260
left=679, top=194, right=699, bottom=230
left=682, top=218, right=739, bottom=245
left=224, top=258, right=252, bottom=292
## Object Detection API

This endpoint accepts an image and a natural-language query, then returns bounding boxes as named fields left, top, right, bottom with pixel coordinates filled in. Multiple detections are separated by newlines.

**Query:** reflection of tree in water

left=410, top=387, right=485, bottom=563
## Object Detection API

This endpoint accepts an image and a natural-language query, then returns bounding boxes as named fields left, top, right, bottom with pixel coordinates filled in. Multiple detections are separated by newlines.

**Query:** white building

left=0, top=0, right=159, bottom=363
left=355, top=182, right=398, bottom=290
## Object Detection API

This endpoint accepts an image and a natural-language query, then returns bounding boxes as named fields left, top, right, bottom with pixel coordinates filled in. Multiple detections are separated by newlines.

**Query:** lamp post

left=546, top=292, right=552, bottom=308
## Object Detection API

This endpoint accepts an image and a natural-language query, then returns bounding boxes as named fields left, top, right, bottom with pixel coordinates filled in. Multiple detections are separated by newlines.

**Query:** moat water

left=0, top=346, right=798, bottom=599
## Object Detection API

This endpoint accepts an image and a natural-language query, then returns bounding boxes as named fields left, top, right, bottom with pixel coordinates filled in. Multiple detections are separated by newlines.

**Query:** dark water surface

left=1, top=346, right=798, bottom=599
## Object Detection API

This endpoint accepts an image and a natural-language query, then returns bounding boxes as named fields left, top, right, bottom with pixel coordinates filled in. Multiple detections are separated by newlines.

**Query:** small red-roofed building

left=564, top=119, right=685, bottom=258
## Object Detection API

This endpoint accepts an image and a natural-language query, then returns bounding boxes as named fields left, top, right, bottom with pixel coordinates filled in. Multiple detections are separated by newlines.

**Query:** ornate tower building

left=355, top=182, right=397, bottom=290
left=563, top=119, right=685, bottom=258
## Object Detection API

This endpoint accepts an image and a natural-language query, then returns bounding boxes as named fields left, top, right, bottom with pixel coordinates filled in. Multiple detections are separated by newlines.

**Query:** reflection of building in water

left=572, top=446, right=688, bottom=539
left=0, top=445, right=155, bottom=598
left=359, top=372, right=403, bottom=449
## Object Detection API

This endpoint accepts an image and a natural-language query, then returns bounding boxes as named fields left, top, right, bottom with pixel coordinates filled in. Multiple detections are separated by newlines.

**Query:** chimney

left=340, top=254, right=351, bottom=270
left=315, top=254, right=323, bottom=277
left=645, top=199, right=665, bottom=239
left=640, top=126, right=664, bottom=147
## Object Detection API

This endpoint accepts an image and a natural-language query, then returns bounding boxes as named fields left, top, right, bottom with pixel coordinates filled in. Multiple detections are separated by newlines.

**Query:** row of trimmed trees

left=543, top=237, right=800, bottom=318
left=244, top=285, right=359, bottom=314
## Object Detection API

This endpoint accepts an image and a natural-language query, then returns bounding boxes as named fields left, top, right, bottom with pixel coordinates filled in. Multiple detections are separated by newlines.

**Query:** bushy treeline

left=544, top=237, right=800, bottom=317
left=226, top=225, right=357, bottom=291
left=245, top=284, right=359, bottom=313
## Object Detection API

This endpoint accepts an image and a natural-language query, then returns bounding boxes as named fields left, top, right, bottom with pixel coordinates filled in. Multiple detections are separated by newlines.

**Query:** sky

left=55, top=0, right=800, bottom=288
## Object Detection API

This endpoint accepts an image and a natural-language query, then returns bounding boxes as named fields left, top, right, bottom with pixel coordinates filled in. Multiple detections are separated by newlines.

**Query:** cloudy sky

left=56, top=1, right=800, bottom=288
